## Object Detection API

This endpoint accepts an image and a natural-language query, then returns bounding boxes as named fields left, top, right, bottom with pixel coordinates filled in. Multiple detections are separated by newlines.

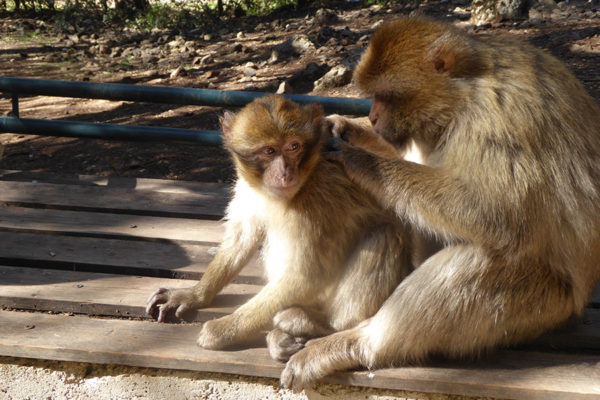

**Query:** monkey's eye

left=263, top=147, right=276, bottom=155
left=288, top=142, right=300, bottom=152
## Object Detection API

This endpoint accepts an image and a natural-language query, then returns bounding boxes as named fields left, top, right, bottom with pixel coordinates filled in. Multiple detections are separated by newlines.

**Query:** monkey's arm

left=340, top=143, right=515, bottom=246
left=146, top=217, right=263, bottom=322
left=327, top=115, right=399, bottom=159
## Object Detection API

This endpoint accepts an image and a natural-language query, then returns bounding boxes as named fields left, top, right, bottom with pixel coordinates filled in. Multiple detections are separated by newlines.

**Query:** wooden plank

left=0, top=231, right=264, bottom=282
left=0, top=263, right=597, bottom=351
left=0, top=169, right=230, bottom=194
left=0, top=206, right=224, bottom=243
left=0, top=180, right=229, bottom=219
left=1, top=310, right=599, bottom=399
left=0, top=265, right=259, bottom=321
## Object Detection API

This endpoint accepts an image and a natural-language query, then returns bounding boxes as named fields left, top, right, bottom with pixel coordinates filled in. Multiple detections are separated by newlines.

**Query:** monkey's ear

left=427, top=38, right=456, bottom=73
left=308, top=103, right=323, bottom=127
left=220, top=111, right=236, bottom=141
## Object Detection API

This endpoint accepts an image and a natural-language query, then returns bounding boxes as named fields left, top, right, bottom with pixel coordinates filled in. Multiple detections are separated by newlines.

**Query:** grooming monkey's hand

left=326, top=114, right=358, bottom=143
left=145, top=287, right=208, bottom=323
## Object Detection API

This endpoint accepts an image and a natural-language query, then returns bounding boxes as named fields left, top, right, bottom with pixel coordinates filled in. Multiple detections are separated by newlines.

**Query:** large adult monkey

left=280, top=17, right=600, bottom=390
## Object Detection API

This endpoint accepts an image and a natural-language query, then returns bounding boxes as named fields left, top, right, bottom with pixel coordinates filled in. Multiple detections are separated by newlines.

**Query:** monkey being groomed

left=146, top=95, right=413, bottom=359
left=278, top=17, right=600, bottom=390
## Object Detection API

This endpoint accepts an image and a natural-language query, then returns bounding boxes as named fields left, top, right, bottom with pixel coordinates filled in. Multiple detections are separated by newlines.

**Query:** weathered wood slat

left=0, top=180, right=229, bottom=219
left=0, top=231, right=264, bottom=282
left=1, top=310, right=599, bottom=400
left=0, top=265, right=259, bottom=321
left=0, top=169, right=229, bottom=194
left=0, top=206, right=224, bottom=243
left=1, top=263, right=598, bottom=351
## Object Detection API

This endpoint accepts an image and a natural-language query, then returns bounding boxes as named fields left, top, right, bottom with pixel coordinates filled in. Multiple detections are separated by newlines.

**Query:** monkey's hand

left=145, top=287, right=209, bottom=323
left=325, top=114, right=362, bottom=143
left=281, top=329, right=363, bottom=392
left=326, top=115, right=399, bottom=159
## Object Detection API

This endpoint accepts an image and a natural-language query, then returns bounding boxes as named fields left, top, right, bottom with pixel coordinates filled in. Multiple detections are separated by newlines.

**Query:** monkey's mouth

left=266, top=182, right=301, bottom=199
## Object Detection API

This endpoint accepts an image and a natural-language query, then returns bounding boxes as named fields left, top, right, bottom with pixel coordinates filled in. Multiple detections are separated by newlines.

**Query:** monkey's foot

left=267, top=328, right=306, bottom=362
left=280, top=329, right=363, bottom=392
left=197, top=317, right=237, bottom=349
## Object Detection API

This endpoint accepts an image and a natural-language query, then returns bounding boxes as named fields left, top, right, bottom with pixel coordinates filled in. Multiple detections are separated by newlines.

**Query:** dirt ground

left=1, top=1, right=600, bottom=182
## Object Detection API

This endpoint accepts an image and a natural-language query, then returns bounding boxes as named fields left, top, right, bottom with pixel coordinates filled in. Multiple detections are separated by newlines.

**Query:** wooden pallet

left=0, top=169, right=599, bottom=399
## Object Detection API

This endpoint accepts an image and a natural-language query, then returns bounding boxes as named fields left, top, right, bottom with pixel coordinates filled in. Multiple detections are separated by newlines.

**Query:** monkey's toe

left=267, top=328, right=305, bottom=362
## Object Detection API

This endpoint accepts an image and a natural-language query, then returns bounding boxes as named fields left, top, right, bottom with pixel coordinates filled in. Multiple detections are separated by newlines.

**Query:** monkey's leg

left=198, top=274, right=321, bottom=350
left=327, top=223, right=412, bottom=330
left=281, top=245, right=575, bottom=391
left=270, top=224, right=412, bottom=363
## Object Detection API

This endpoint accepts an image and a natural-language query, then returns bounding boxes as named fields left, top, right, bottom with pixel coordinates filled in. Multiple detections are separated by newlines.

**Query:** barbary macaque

left=146, top=95, right=412, bottom=356
left=280, top=17, right=600, bottom=390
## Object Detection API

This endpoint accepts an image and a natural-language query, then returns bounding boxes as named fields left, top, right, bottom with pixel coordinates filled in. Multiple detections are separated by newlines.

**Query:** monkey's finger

left=280, top=364, right=294, bottom=390
left=156, top=303, right=177, bottom=323
left=146, top=287, right=169, bottom=305
left=175, top=303, right=195, bottom=319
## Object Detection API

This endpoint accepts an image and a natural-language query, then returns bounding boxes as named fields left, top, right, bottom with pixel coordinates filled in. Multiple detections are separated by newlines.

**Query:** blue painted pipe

left=0, top=76, right=372, bottom=115
left=0, top=117, right=223, bottom=145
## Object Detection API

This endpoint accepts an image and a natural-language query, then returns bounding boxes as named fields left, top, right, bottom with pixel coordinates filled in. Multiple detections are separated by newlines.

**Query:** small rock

left=170, top=66, right=186, bottom=78
left=203, top=34, right=212, bottom=41
left=314, top=8, right=338, bottom=26
left=243, top=67, right=257, bottom=77
left=276, top=81, right=294, bottom=94
left=313, top=65, right=353, bottom=91
left=371, top=20, right=384, bottom=30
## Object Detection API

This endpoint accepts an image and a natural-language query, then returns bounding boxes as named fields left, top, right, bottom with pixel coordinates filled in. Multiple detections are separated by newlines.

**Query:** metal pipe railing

left=0, top=77, right=371, bottom=115
left=0, top=118, right=223, bottom=145
left=0, top=76, right=371, bottom=145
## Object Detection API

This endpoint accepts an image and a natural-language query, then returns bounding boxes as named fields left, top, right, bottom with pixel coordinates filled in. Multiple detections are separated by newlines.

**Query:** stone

left=314, top=8, right=338, bottom=26
left=276, top=81, right=293, bottom=94
left=170, top=66, right=186, bottom=78
left=313, top=65, right=353, bottom=91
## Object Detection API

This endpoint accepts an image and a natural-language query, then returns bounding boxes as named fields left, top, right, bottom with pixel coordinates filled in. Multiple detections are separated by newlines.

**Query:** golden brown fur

left=146, top=95, right=412, bottom=355
left=280, top=17, right=600, bottom=390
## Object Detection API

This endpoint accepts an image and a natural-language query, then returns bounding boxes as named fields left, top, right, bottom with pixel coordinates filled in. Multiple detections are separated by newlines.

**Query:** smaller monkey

left=146, top=95, right=412, bottom=355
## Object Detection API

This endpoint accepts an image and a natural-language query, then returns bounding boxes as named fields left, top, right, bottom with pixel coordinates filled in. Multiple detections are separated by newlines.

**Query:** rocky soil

left=1, top=0, right=600, bottom=182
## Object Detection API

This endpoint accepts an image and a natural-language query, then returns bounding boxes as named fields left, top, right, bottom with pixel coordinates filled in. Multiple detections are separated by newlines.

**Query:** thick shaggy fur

left=280, top=18, right=600, bottom=390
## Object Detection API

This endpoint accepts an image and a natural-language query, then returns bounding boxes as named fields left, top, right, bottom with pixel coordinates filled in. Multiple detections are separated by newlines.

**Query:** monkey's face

left=222, top=95, right=323, bottom=200
left=354, top=18, right=481, bottom=151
